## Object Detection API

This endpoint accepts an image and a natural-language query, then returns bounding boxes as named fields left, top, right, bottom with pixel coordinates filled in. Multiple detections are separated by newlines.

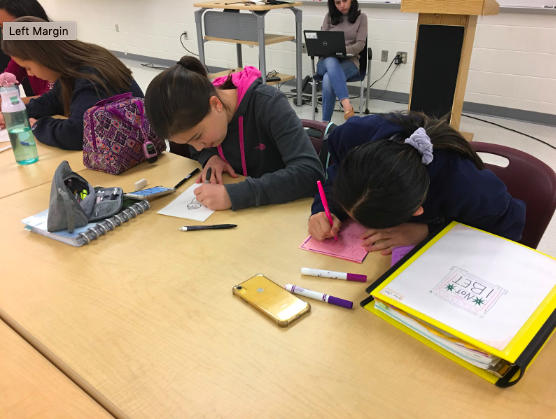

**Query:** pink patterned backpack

left=83, top=93, right=166, bottom=174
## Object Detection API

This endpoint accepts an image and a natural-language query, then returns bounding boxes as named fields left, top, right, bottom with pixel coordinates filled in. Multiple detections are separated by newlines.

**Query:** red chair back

left=472, top=142, right=556, bottom=249
left=301, top=119, right=329, bottom=154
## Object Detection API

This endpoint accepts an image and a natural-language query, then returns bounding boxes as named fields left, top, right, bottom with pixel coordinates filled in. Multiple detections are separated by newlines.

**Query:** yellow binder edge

left=364, top=299, right=499, bottom=384
left=370, top=221, right=556, bottom=362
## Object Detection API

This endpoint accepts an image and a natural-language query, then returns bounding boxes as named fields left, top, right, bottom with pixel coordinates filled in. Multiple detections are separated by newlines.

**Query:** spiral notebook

left=21, top=201, right=150, bottom=247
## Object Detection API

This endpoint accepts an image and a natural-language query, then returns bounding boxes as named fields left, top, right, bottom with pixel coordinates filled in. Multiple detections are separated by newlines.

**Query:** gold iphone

left=233, top=274, right=311, bottom=327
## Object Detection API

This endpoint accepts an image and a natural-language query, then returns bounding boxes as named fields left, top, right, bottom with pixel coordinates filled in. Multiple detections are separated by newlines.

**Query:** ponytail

left=333, top=111, right=484, bottom=229
left=144, top=55, right=236, bottom=140
left=383, top=111, right=485, bottom=170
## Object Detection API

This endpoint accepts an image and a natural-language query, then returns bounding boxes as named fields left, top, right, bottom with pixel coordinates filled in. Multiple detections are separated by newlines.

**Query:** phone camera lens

left=237, top=286, right=243, bottom=290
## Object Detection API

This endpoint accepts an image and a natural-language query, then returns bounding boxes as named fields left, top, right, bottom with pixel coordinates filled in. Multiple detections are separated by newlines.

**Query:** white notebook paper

left=157, top=183, right=214, bottom=222
left=378, top=224, right=556, bottom=351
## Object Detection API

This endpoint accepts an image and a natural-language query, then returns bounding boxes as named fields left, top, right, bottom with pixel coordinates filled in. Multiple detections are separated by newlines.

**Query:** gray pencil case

left=47, top=161, right=124, bottom=232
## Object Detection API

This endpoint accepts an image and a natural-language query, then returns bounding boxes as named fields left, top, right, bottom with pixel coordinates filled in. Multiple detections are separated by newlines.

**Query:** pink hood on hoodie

left=212, top=66, right=262, bottom=177
left=212, top=66, right=261, bottom=111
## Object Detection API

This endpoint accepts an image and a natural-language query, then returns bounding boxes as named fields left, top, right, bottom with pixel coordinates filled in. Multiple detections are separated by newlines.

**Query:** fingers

left=225, top=163, right=238, bottom=178
left=365, top=239, right=391, bottom=253
left=194, top=186, right=203, bottom=197
left=381, top=247, right=394, bottom=256
left=330, top=214, right=342, bottom=236
left=360, top=229, right=378, bottom=240
left=308, top=213, right=328, bottom=241
left=361, top=232, right=382, bottom=248
left=310, top=221, right=326, bottom=242
left=215, top=169, right=223, bottom=184
left=196, top=167, right=208, bottom=184
left=308, top=213, right=337, bottom=241
left=308, top=216, right=323, bottom=241
left=210, top=169, right=217, bottom=184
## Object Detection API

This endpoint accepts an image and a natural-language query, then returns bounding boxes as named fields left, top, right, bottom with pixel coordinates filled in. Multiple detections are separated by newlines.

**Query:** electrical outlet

left=396, top=51, right=408, bottom=64
left=302, top=43, right=307, bottom=54
left=182, top=31, right=189, bottom=40
left=381, top=50, right=388, bottom=62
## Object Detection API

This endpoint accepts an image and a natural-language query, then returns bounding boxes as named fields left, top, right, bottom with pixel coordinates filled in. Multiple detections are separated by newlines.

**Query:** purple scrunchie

left=404, top=127, right=433, bottom=165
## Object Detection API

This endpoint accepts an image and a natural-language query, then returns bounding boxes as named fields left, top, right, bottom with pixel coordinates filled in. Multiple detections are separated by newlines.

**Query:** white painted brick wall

left=39, top=0, right=556, bottom=114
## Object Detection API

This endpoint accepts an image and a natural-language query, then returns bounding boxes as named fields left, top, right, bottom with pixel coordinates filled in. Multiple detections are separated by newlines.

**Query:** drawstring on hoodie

left=217, top=117, right=247, bottom=177
left=213, top=66, right=261, bottom=178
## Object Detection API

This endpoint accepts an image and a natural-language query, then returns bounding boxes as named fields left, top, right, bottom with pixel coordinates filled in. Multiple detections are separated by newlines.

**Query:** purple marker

left=285, top=284, right=353, bottom=309
left=301, top=268, right=367, bottom=283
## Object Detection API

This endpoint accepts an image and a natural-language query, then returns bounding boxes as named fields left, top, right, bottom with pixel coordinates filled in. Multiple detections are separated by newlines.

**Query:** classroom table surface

left=0, top=320, right=113, bottom=419
left=193, top=1, right=302, bottom=11
left=0, top=140, right=85, bottom=199
left=1, top=155, right=556, bottom=419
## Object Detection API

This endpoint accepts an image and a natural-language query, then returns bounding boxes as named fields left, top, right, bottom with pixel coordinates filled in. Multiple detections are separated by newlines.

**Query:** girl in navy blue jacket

left=309, top=112, right=526, bottom=254
left=1, top=17, right=143, bottom=150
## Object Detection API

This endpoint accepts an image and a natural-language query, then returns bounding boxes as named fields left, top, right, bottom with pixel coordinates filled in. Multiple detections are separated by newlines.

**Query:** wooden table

left=0, top=141, right=85, bottom=199
left=1, top=155, right=556, bottom=419
left=0, top=320, right=113, bottom=419
left=193, top=1, right=303, bottom=106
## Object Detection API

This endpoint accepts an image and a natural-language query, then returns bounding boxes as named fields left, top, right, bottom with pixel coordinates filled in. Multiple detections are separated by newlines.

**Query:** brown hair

left=144, top=55, right=236, bottom=140
left=2, top=17, right=134, bottom=116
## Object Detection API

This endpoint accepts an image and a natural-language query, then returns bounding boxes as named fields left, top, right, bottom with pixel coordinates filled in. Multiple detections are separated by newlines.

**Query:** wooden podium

left=402, top=0, right=500, bottom=139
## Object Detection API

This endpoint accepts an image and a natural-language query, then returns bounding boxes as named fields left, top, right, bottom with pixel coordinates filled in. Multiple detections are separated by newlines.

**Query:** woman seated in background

left=317, top=0, right=367, bottom=123
left=0, top=17, right=143, bottom=150
left=0, top=0, right=53, bottom=103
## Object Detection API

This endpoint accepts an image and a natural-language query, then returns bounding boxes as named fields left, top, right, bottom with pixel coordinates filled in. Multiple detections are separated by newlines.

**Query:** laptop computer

left=303, top=31, right=353, bottom=58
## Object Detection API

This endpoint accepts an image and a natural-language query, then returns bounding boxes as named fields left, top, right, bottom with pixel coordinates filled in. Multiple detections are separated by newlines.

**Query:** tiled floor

left=126, top=59, right=556, bottom=257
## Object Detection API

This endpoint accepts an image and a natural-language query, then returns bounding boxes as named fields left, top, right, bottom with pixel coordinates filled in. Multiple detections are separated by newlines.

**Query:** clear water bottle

left=1, top=85, right=38, bottom=165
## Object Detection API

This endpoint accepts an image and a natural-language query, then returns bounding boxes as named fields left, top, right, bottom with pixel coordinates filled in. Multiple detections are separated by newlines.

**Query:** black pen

left=179, top=224, right=237, bottom=232
left=205, top=168, right=212, bottom=184
left=174, top=168, right=200, bottom=189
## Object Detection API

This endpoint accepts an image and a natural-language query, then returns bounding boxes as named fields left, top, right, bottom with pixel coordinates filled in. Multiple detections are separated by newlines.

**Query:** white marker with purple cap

left=285, top=284, right=353, bottom=309
left=301, top=268, right=367, bottom=283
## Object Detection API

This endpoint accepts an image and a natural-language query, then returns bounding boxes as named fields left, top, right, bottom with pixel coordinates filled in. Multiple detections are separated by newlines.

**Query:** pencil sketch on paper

left=430, top=267, right=508, bottom=318
left=157, top=183, right=214, bottom=222
left=187, top=197, right=202, bottom=210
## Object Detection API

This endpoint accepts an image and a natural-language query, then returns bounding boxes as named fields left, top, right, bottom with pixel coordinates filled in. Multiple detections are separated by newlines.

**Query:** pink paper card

left=299, top=219, right=369, bottom=263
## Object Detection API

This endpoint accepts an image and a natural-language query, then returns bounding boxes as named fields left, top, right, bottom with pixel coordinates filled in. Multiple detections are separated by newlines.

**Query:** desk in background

left=0, top=116, right=85, bottom=199
left=0, top=141, right=85, bottom=199
left=1, top=155, right=556, bottom=418
left=0, top=320, right=113, bottom=419
left=193, top=1, right=303, bottom=106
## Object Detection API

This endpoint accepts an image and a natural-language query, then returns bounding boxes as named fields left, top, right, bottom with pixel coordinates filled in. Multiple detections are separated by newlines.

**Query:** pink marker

left=301, top=268, right=367, bottom=283
left=317, top=180, right=337, bottom=241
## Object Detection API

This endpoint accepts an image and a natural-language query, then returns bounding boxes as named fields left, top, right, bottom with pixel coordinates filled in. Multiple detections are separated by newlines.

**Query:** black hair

left=0, top=0, right=50, bottom=21
left=328, top=0, right=361, bottom=25
left=333, top=111, right=485, bottom=229
left=144, top=55, right=235, bottom=140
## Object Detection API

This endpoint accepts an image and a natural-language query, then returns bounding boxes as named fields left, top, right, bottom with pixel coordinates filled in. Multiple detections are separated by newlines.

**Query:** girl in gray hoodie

left=145, top=56, right=324, bottom=211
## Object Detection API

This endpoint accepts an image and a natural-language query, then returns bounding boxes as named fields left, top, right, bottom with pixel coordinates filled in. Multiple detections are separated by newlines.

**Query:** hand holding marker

left=317, top=180, right=337, bottom=241
left=181, top=168, right=235, bottom=232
